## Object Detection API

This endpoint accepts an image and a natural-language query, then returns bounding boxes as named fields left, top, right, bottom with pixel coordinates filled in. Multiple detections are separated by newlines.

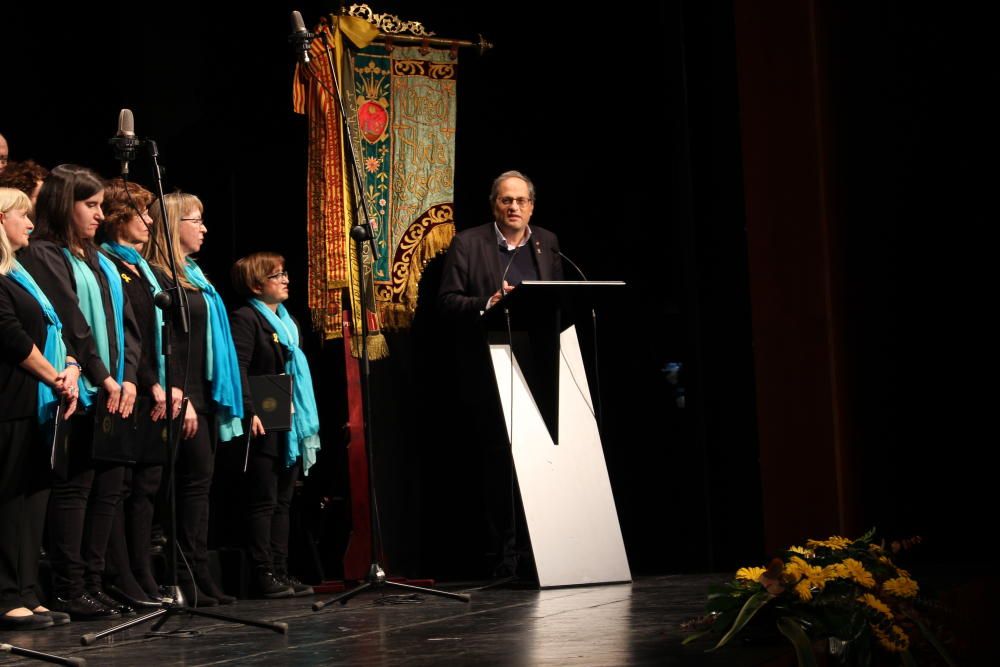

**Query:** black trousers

left=245, top=439, right=299, bottom=572
left=0, top=418, right=50, bottom=614
left=104, top=463, right=162, bottom=592
left=175, top=412, right=217, bottom=576
left=47, top=413, right=125, bottom=598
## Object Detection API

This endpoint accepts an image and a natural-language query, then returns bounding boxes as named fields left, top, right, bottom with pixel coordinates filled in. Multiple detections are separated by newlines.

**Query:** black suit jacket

left=437, top=222, right=564, bottom=319
left=229, top=305, right=289, bottom=457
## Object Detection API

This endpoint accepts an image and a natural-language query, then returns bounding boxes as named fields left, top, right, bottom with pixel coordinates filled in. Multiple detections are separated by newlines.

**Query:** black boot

left=195, top=570, right=236, bottom=605
left=255, top=568, right=295, bottom=599
left=275, top=570, right=313, bottom=597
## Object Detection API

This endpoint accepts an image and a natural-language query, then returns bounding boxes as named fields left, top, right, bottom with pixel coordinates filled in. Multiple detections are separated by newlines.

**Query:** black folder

left=50, top=403, right=72, bottom=477
left=131, top=396, right=187, bottom=465
left=91, top=388, right=137, bottom=464
left=248, top=374, right=293, bottom=432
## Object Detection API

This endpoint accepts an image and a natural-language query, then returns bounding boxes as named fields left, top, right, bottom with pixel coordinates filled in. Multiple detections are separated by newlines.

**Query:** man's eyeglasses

left=266, top=271, right=289, bottom=282
left=497, top=196, right=532, bottom=207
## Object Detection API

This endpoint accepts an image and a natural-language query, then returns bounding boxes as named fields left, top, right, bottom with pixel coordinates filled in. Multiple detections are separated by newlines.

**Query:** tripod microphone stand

left=295, top=13, right=469, bottom=610
left=82, top=124, right=288, bottom=645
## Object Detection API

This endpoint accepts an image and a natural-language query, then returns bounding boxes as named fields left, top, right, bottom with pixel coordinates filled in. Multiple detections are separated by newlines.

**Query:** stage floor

left=3, top=575, right=795, bottom=666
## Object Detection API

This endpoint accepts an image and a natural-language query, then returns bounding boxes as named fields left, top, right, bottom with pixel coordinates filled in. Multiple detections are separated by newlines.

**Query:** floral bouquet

left=683, top=529, right=955, bottom=666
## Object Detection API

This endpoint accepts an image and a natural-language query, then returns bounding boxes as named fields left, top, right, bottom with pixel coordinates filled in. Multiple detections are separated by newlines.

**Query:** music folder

left=248, top=374, right=293, bottom=432
left=132, top=395, right=187, bottom=465
left=50, top=403, right=71, bottom=477
left=91, top=388, right=137, bottom=464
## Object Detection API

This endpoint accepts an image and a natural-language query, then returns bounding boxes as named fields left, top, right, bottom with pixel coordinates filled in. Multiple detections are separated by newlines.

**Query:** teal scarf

left=249, top=299, right=321, bottom=474
left=62, top=249, right=125, bottom=410
left=185, top=258, right=244, bottom=440
left=8, top=262, right=67, bottom=425
left=101, top=242, right=166, bottom=388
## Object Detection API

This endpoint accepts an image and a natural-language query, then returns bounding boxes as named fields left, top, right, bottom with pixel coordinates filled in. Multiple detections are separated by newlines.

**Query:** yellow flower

left=806, top=535, right=852, bottom=550
left=882, top=577, right=919, bottom=598
left=858, top=593, right=893, bottom=619
left=873, top=624, right=910, bottom=652
left=735, top=567, right=765, bottom=583
left=788, top=545, right=814, bottom=557
left=837, top=558, right=876, bottom=588
left=794, top=579, right=814, bottom=601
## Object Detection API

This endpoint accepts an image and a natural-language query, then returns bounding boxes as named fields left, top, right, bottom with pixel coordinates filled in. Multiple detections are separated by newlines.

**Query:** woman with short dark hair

left=230, top=252, right=320, bottom=598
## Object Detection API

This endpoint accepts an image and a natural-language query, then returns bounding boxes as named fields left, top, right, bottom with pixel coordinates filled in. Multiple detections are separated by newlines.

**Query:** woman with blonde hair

left=146, top=192, right=242, bottom=605
left=0, top=187, right=78, bottom=629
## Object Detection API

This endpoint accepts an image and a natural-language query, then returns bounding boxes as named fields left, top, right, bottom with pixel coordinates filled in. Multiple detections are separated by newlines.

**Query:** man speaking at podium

left=438, top=170, right=563, bottom=317
left=436, top=170, right=564, bottom=579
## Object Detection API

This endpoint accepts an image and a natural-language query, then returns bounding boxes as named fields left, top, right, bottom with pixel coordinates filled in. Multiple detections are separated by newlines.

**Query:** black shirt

left=107, top=254, right=159, bottom=394
left=153, top=268, right=213, bottom=413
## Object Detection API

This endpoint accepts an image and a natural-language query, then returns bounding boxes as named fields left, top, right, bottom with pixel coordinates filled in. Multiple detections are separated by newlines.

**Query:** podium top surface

left=482, top=280, right=626, bottom=330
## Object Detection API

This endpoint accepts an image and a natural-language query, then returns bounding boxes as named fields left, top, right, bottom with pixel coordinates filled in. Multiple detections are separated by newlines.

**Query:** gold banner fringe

left=349, top=331, right=389, bottom=360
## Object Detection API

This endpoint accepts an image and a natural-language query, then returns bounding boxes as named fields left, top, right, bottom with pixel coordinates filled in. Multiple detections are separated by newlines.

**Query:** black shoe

left=179, top=579, right=218, bottom=607
left=88, top=589, right=136, bottom=616
left=276, top=573, right=314, bottom=597
left=0, top=611, right=54, bottom=630
left=135, top=571, right=161, bottom=600
left=255, top=570, right=295, bottom=599
left=32, top=608, right=72, bottom=625
left=195, top=572, right=236, bottom=605
left=49, top=594, right=121, bottom=621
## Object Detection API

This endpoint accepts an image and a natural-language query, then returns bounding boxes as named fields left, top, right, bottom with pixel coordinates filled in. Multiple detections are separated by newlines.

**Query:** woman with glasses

left=229, top=253, right=320, bottom=598
left=17, top=165, right=141, bottom=620
left=146, top=193, right=242, bottom=606
left=98, top=178, right=169, bottom=603
left=0, top=187, right=78, bottom=630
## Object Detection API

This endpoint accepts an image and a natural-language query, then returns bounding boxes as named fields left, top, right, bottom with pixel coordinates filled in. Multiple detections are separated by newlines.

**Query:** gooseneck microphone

left=497, top=243, right=525, bottom=309
left=289, top=10, right=315, bottom=64
left=109, top=109, right=142, bottom=177
left=554, top=248, right=587, bottom=281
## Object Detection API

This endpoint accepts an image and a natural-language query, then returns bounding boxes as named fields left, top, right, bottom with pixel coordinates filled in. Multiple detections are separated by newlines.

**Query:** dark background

left=5, top=1, right=958, bottom=583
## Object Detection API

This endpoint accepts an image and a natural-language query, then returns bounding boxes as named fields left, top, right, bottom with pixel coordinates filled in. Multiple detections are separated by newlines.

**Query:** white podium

left=485, top=281, right=631, bottom=588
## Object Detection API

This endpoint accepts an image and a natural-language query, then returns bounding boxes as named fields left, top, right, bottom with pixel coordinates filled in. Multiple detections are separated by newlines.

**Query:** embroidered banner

left=293, top=17, right=456, bottom=353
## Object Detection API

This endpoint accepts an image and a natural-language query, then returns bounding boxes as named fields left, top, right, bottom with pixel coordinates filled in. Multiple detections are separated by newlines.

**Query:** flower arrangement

left=683, top=529, right=955, bottom=666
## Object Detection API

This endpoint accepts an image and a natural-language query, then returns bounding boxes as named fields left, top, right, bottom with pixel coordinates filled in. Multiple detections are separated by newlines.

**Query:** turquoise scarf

left=101, top=242, right=166, bottom=388
left=185, top=258, right=244, bottom=440
left=62, top=249, right=125, bottom=410
left=249, top=299, right=321, bottom=474
left=8, top=262, right=67, bottom=425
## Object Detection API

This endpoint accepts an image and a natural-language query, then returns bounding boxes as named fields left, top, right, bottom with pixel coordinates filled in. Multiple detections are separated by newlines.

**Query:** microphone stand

left=82, top=139, right=288, bottom=645
left=305, top=23, right=469, bottom=610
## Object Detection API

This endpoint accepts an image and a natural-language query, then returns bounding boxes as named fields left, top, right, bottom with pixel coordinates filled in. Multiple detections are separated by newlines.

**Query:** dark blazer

left=437, top=222, right=564, bottom=319
left=18, top=240, right=140, bottom=386
left=0, top=275, right=47, bottom=420
left=229, top=305, right=288, bottom=457
left=229, top=305, right=287, bottom=418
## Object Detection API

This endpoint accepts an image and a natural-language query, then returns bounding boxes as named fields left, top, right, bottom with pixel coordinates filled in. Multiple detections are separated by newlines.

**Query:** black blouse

left=152, top=268, right=212, bottom=413
left=107, top=254, right=159, bottom=394
left=0, top=274, right=47, bottom=420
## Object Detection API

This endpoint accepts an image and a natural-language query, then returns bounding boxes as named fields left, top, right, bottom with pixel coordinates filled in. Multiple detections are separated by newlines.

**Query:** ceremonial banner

left=293, top=15, right=456, bottom=354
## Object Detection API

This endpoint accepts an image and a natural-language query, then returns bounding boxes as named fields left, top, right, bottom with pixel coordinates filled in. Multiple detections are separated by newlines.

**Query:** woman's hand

left=251, top=415, right=266, bottom=438
left=102, top=377, right=122, bottom=414
left=120, top=381, right=137, bottom=419
left=151, top=383, right=167, bottom=421
left=182, top=401, right=198, bottom=439
left=171, top=387, right=185, bottom=419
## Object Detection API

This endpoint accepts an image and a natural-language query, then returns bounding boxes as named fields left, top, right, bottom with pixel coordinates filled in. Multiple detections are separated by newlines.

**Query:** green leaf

left=901, top=608, right=959, bottom=667
left=681, top=628, right=713, bottom=646
left=775, top=617, right=818, bottom=667
left=708, top=590, right=772, bottom=651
